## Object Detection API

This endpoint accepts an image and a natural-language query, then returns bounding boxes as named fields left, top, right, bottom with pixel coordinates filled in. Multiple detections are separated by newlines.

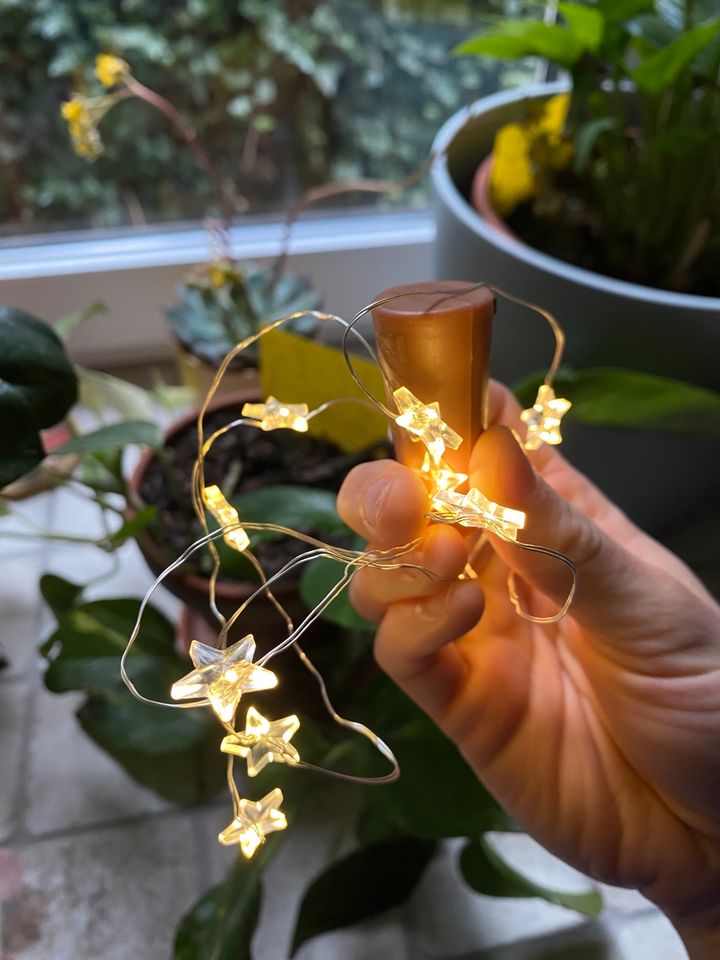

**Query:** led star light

left=203, top=484, right=250, bottom=553
left=218, top=788, right=287, bottom=858
left=431, top=487, right=526, bottom=541
left=242, top=396, right=310, bottom=432
left=221, top=706, right=300, bottom=776
left=420, top=451, right=467, bottom=495
left=170, top=634, right=277, bottom=723
left=393, top=386, right=462, bottom=462
left=520, top=384, right=571, bottom=451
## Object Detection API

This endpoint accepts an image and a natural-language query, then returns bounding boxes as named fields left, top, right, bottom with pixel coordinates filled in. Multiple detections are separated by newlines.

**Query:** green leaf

left=513, top=367, right=720, bottom=437
left=108, top=505, right=158, bottom=547
left=455, top=22, right=587, bottom=67
left=291, top=837, right=436, bottom=955
left=633, top=18, right=720, bottom=93
left=234, top=485, right=348, bottom=542
left=460, top=837, right=603, bottom=916
left=40, top=573, right=83, bottom=619
left=558, top=3, right=605, bottom=51
left=0, top=307, right=77, bottom=486
left=299, top=554, right=375, bottom=632
left=77, top=367, right=155, bottom=421
left=54, top=420, right=163, bottom=455
left=174, top=857, right=264, bottom=960
left=574, top=117, right=620, bottom=170
left=53, top=301, right=107, bottom=341
left=599, top=0, right=654, bottom=24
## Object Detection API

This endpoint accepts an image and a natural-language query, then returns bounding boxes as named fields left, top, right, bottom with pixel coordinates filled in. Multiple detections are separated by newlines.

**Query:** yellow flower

left=490, top=94, right=573, bottom=216
left=95, top=53, right=129, bottom=89
left=60, top=92, right=121, bottom=162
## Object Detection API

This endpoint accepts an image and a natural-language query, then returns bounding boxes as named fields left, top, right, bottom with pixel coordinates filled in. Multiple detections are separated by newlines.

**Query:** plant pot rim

left=431, top=81, right=720, bottom=309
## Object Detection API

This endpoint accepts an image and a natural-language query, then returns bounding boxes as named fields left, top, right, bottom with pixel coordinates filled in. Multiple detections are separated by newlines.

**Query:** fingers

left=470, top=425, right=657, bottom=633
left=374, top=579, right=486, bottom=719
left=337, top=459, right=428, bottom=547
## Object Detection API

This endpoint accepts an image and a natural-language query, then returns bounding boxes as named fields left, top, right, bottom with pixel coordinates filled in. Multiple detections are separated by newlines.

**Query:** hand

left=337, top=382, right=720, bottom=957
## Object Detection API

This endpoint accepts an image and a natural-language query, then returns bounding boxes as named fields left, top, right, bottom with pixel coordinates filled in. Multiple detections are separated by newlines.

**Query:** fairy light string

left=121, top=285, right=576, bottom=858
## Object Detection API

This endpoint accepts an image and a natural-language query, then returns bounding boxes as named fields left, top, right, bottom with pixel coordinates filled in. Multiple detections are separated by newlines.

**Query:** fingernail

left=362, top=476, right=394, bottom=535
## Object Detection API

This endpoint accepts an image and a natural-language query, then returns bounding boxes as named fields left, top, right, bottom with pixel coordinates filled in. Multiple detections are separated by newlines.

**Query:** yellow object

left=431, top=487, right=526, bottom=541
left=61, top=95, right=104, bottom=161
left=95, top=53, right=129, bottom=89
left=203, top=484, right=250, bottom=553
left=490, top=94, right=573, bottom=217
left=521, top=384, right=572, bottom=450
left=242, top=396, right=310, bottom=433
left=420, top=452, right=467, bottom=494
left=218, top=788, right=287, bottom=858
left=393, top=387, right=463, bottom=463
left=260, top=330, right=388, bottom=453
left=221, top=706, right=300, bottom=776
left=171, top=634, right=278, bottom=722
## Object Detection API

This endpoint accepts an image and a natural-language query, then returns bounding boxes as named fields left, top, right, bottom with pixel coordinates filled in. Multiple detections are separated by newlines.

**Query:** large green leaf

left=174, top=857, right=264, bottom=960
left=599, top=0, right=654, bottom=24
left=633, top=18, right=720, bottom=93
left=513, top=367, right=720, bottom=437
left=233, top=485, right=348, bottom=542
left=39, top=573, right=84, bottom=620
left=54, top=419, right=163, bottom=454
left=557, top=3, right=605, bottom=52
left=460, top=836, right=603, bottom=916
left=291, top=837, right=436, bottom=956
left=299, top=554, right=375, bottom=632
left=456, top=21, right=587, bottom=67
left=0, top=307, right=77, bottom=486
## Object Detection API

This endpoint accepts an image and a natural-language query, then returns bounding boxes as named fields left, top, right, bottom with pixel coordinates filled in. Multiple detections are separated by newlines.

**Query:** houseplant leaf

left=633, top=18, right=720, bottom=93
left=299, top=554, right=375, bottom=632
left=557, top=3, right=605, bottom=52
left=54, top=419, right=163, bottom=454
left=290, top=836, right=436, bottom=955
left=514, top=368, right=720, bottom=437
left=456, top=22, right=587, bottom=67
left=460, top=836, right=603, bottom=916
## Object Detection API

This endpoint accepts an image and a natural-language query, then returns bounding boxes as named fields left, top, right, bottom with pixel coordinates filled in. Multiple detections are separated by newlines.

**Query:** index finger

left=337, top=459, right=428, bottom=546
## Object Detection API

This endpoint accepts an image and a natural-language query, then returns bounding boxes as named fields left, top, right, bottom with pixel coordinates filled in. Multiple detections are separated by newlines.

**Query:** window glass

left=0, top=0, right=527, bottom=238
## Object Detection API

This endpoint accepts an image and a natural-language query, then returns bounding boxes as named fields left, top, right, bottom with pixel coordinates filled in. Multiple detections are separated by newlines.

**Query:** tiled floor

left=0, top=487, right=690, bottom=959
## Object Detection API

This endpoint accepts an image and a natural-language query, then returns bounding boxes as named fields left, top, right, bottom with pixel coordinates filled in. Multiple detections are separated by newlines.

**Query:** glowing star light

left=221, top=706, right=300, bottom=776
left=218, top=788, right=287, bottom=858
left=521, top=384, right=571, bottom=451
left=420, top=451, right=467, bottom=495
left=170, top=634, right=277, bottom=723
left=393, top=386, right=462, bottom=462
left=242, top=396, right=309, bottom=433
left=203, top=484, right=250, bottom=553
left=431, top=487, right=526, bottom=542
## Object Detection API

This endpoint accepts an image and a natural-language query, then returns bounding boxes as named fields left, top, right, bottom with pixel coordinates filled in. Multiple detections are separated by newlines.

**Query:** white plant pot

left=431, top=84, right=720, bottom=531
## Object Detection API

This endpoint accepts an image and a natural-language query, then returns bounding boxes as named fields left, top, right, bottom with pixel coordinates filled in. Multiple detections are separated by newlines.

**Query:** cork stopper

left=371, top=281, right=494, bottom=473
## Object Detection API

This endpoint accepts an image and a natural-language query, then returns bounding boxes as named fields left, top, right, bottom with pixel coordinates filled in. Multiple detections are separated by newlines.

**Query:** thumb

left=470, top=426, right=656, bottom=633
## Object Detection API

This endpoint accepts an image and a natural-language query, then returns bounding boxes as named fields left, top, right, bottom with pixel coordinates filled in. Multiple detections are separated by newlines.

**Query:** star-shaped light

left=393, top=386, right=462, bottom=462
left=218, top=788, right=287, bottom=858
left=170, top=634, right=277, bottom=722
left=221, top=706, right=300, bottom=777
left=242, top=396, right=309, bottom=433
left=420, top=451, right=468, bottom=496
left=203, top=484, right=250, bottom=553
left=520, top=384, right=571, bottom=451
left=430, top=487, right=526, bottom=542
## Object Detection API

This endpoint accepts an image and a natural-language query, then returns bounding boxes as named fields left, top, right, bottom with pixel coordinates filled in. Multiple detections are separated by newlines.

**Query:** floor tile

left=0, top=682, right=30, bottom=842
left=2, top=814, right=200, bottom=960
left=25, top=688, right=169, bottom=835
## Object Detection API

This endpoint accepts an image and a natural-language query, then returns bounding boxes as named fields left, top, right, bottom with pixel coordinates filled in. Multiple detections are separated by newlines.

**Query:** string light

left=221, top=706, right=300, bottom=776
left=120, top=286, right=578, bottom=858
left=393, top=386, right=462, bottom=462
left=242, top=396, right=310, bottom=432
left=218, top=788, right=288, bottom=857
left=170, top=634, right=278, bottom=722
left=202, top=484, right=250, bottom=553
left=521, top=384, right=571, bottom=450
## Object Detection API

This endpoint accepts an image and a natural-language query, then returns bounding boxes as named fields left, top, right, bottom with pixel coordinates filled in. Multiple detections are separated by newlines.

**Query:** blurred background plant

left=0, top=0, right=518, bottom=236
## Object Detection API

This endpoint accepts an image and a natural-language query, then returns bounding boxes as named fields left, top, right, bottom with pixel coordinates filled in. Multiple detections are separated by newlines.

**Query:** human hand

left=337, top=381, right=720, bottom=957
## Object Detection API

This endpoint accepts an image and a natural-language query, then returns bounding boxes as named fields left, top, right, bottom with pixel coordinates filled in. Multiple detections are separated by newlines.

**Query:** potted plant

left=431, top=0, right=720, bottom=528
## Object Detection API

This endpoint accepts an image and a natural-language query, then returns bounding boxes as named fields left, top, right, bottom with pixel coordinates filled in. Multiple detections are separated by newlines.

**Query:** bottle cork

left=371, top=281, right=494, bottom=474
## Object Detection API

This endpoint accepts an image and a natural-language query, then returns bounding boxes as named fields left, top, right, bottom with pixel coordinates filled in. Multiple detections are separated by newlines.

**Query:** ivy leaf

left=174, top=857, right=264, bottom=960
left=291, top=837, right=436, bottom=956
left=513, top=367, right=720, bottom=437
left=54, top=420, right=163, bottom=455
left=460, top=837, right=603, bottom=916
left=456, top=22, right=587, bottom=67
left=633, top=18, right=720, bottom=93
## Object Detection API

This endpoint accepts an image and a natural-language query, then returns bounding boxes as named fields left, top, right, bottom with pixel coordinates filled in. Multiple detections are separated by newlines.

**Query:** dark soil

left=138, top=406, right=392, bottom=580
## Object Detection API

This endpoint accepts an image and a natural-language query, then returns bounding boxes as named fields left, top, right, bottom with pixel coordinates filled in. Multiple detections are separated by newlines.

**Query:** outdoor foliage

left=458, top=0, right=720, bottom=294
left=1, top=0, right=509, bottom=233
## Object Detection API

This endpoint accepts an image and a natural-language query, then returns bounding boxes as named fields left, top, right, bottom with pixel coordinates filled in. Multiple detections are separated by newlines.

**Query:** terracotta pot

left=469, top=155, right=515, bottom=240
left=128, top=389, right=310, bottom=648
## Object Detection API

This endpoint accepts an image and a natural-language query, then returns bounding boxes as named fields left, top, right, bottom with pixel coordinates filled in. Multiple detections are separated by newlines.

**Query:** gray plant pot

left=431, top=83, right=720, bottom=532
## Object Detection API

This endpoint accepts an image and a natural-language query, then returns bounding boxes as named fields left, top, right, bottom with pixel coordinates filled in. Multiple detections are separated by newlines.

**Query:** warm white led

left=521, top=385, right=571, bottom=450
left=221, top=706, right=300, bottom=776
left=218, top=788, right=287, bottom=858
left=420, top=451, right=468, bottom=495
left=202, top=484, right=250, bottom=552
left=242, top=396, right=310, bottom=432
left=431, top=487, right=526, bottom=541
left=393, top=386, right=462, bottom=462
